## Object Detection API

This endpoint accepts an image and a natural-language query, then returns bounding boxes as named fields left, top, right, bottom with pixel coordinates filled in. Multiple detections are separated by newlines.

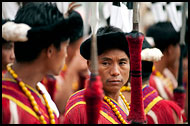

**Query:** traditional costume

left=63, top=32, right=132, bottom=124
left=2, top=75, right=59, bottom=124
left=149, top=67, right=177, bottom=101
left=63, top=89, right=131, bottom=124
left=121, top=38, right=186, bottom=124
left=2, top=3, right=84, bottom=124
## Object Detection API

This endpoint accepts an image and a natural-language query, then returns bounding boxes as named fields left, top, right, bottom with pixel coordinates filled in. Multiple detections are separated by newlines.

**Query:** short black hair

left=96, top=25, right=123, bottom=35
left=14, top=2, right=67, bottom=63
left=146, top=21, right=180, bottom=52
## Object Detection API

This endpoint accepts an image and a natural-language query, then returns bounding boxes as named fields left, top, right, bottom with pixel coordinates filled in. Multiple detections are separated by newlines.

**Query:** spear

left=84, top=2, right=103, bottom=124
left=126, top=2, right=146, bottom=123
left=173, top=2, right=187, bottom=109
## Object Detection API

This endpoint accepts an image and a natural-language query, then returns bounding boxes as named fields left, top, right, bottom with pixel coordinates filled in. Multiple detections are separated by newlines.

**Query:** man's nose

left=10, top=49, right=15, bottom=61
left=110, top=64, right=120, bottom=76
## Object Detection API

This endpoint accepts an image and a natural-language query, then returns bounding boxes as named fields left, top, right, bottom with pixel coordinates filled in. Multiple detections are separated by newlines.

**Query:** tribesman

left=146, top=22, right=186, bottom=110
left=121, top=38, right=186, bottom=124
left=2, top=19, right=15, bottom=77
left=63, top=26, right=132, bottom=124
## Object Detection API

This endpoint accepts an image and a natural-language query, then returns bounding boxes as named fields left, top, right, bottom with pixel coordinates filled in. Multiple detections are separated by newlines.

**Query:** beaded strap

left=104, top=92, right=130, bottom=124
left=7, top=64, right=55, bottom=124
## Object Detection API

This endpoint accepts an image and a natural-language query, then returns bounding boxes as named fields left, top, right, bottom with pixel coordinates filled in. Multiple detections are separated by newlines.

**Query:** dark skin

left=88, top=49, right=130, bottom=102
left=4, top=41, right=69, bottom=90
left=2, top=42, right=15, bottom=71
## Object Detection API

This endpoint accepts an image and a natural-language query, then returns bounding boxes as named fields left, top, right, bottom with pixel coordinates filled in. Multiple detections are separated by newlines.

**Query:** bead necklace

left=104, top=92, right=130, bottom=124
left=152, top=66, right=173, bottom=91
left=120, top=85, right=131, bottom=92
left=7, top=64, right=55, bottom=124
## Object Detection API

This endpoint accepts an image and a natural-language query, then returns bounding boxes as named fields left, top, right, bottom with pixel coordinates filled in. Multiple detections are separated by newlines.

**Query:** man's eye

left=102, top=62, right=110, bottom=66
left=119, top=62, right=127, bottom=65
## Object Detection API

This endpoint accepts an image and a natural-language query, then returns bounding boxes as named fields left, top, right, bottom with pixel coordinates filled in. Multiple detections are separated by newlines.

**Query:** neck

left=154, top=59, right=166, bottom=74
left=10, top=61, right=45, bottom=90
left=104, top=91, right=120, bottom=102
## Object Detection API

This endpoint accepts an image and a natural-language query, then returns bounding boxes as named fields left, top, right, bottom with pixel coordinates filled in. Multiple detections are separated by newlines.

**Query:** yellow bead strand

left=104, top=94, right=130, bottom=124
left=7, top=64, right=55, bottom=124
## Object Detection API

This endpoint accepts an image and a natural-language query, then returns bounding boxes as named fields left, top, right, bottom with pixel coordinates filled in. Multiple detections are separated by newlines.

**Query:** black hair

left=68, top=10, right=84, bottom=43
left=146, top=21, right=180, bottom=52
left=14, top=2, right=67, bottom=63
left=96, top=25, right=123, bottom=36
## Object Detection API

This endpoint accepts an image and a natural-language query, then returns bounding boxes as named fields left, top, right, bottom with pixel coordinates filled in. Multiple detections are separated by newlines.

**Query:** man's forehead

left=98, top=49, right=129, bottom=59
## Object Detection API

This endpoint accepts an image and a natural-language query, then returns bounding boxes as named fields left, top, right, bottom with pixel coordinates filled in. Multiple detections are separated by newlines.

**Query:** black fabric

left=126, top=2, right=133, bottom=10
left=27, top=10, right=83, bottom=45
left=80, top=32, right=129, bottom=60
left=142, top=61, right=153, bottom=79
left=142, top=37, right=152, bottom=50
left=113, top=2, right=120, bottom=7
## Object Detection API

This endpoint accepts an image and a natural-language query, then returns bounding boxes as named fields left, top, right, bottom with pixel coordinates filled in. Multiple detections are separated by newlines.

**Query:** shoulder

left=63, top=89, right=87, bottom=124
left=66, top=89, right=86, bottom=106
left=64, top=89, right=86, bottom=115
left=149, top=99, right=184, bottom=124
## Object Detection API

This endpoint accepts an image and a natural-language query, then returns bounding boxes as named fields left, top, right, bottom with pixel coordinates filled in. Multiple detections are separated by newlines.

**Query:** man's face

left=2, top=43, right=15, bottom=70
left=47, top=40, right=69, bottom=76
left=167, top=44, right=180, bottom=68
left=94, top=49, right=130, bottom=95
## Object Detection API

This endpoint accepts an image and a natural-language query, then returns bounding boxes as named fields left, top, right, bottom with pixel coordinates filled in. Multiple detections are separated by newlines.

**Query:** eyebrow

left=120, top=58, right=129, bottom=62
left=100, top=57, right=129, bottom=61
left=100, top=57, right=112, bottom=61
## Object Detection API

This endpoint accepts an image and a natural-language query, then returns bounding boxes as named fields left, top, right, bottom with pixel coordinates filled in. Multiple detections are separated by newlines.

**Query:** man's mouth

left=107, top=79, right=122, bottom=84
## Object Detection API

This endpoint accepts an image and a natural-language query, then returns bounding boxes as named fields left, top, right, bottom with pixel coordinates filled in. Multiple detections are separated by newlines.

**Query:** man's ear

left=47, top=44, right=55, bottom=58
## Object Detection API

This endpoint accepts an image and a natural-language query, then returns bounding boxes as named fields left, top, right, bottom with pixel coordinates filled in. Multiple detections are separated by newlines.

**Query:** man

left=40, top=2, right=88, bottom=116
left=121, top=39, right=186, bottom=124
left=63, top=26, right=131, bottom=124
left=2, top=19, right=15, bottom=76
left=146, top=22, right=181, bottom=102
left=2, top=2, right=83, bottom=124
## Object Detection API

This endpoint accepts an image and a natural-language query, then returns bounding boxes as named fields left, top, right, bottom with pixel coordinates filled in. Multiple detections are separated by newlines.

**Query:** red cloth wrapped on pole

left=126, top=31, right=146, bottom=123
left=84, top=3, right=103, bottom=124
left=84, top=75, right=103, bottom=124
left=174, top=91, right=186, bottom=109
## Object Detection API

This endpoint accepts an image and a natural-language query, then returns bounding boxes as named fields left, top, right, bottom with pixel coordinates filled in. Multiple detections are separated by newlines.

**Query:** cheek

left=2, top=50, right=10, bottom=62
left=121, top=65, right=130, bottom=82
left=98, top=67, right=107, bottom=84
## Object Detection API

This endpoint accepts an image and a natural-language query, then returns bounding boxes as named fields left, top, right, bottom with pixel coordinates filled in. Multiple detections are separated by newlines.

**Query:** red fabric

left=2, top=79, right=58, bottom=124
left=151, top=100, right=175, bottom=124
left=2, top=98, right=11, bottom=124
left=63, top=89, right=131, bottom=124
left=174, top=92, right=186, bottom=109
left=84, top=75, right=103, bottom=124
left=146, top=115, right=154, bottom=124
left=126, top=32, right=146, bottom=123
left=142, top=85, right=187, bottom=124
left=149, top=74, right=159, bottom=93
